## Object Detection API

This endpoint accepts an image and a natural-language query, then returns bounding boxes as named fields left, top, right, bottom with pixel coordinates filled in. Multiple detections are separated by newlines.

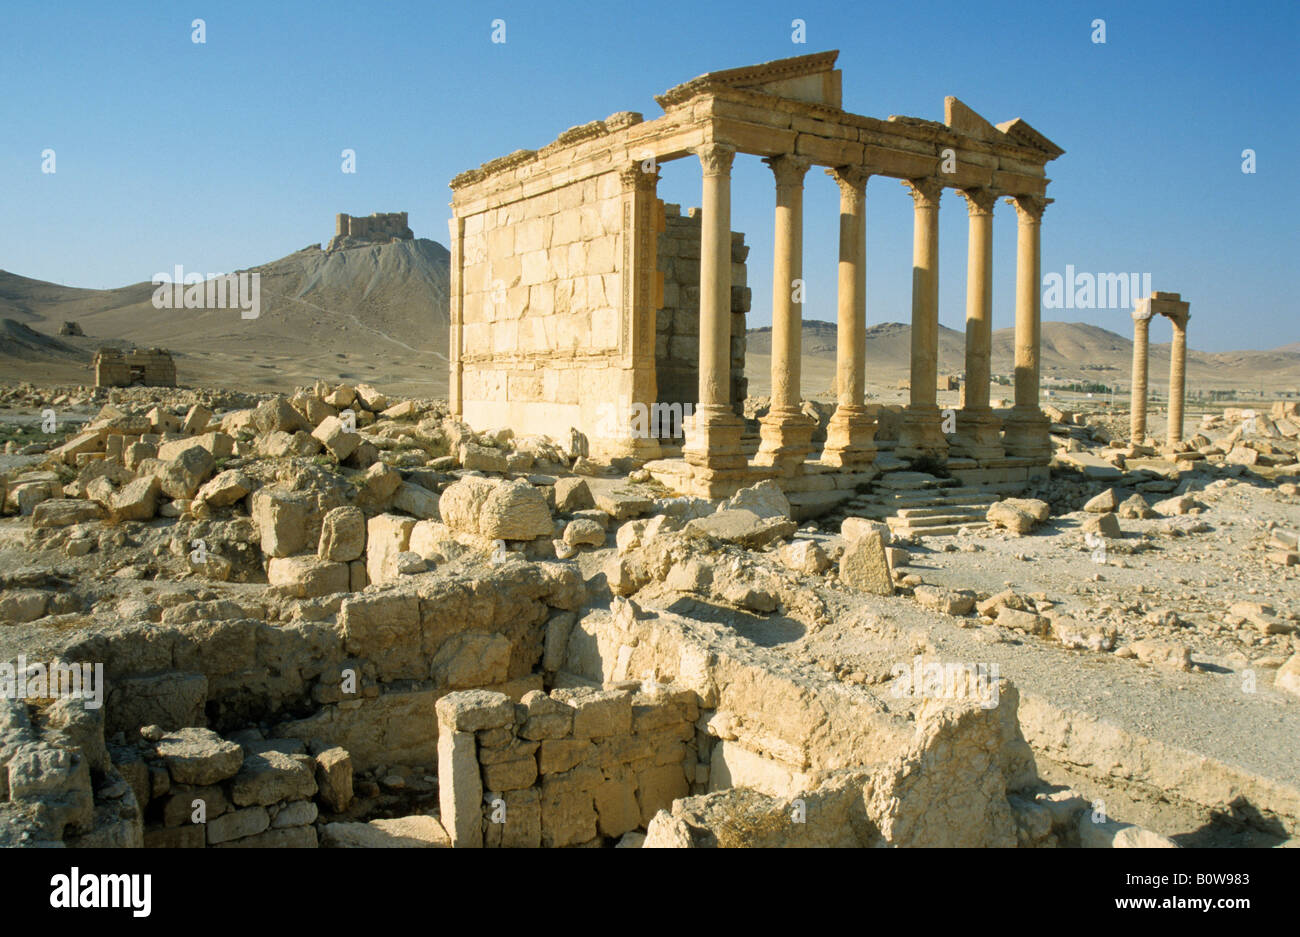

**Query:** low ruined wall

left=55, top=560, right=584, bottom=771
left=436, top=684, right=696, bottom=847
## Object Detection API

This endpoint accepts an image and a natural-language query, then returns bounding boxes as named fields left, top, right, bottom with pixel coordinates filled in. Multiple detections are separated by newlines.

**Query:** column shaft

left=1002, top=194, right=1052, bottom=461
left=757, top=155, right=815, bottom=474
left=952, top=188, right=1002, bottom=461
left=1168, top=319, right=1188, bottom=447
left=823, top=167, right=875, bottom=467
left=1130, top=313, right=1151, bottom=442
left=897, top=178, right=947, bottom=460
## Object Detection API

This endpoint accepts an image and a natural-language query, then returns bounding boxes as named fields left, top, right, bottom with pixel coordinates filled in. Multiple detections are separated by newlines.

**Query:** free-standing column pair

left=1129, top=292, right=1191, bottom=446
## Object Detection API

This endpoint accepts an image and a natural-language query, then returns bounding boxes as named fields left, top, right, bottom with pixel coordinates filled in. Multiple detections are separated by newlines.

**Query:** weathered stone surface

left=267, top=555, right=349, bottom=598
left=393, top=482, right=441, bottom=520
left=1084, top=488, right=1119, bottom=513
left=686, top=509, right=797, bottom=548
left=778, top=539, right=829, bottom=575
left=312, top=415, right=361, bottom=460
left=206, top=805, right=270, bottom=844
left=31, top=499, right=103, bottom=529
left=195, top=469, right=252, bottom=508
left=563, top=518, right=606, bottom=548
left=439, top=477, right=552, bottom=540
left=318, top=506, right=366, bottom=562
left=322, top=815, right=450, bottom=848
left=1082, top=512, right=1122, bottom=538
left=229, top=750, right=317, bottom=806
left=365, top=513, right=416, bottom=585
left=839, top=530, right=893, bottom=595
left=109, top=476, right=161, bottom=521
left=724, top=480, right=791, bottom=519
left=553, top=477, right=594, bottom=513
left=1275, top=655, right=1300, bottom=699
left=315, top=747, right=354, bottom=813
left=155, top=728, right=244, bottom=785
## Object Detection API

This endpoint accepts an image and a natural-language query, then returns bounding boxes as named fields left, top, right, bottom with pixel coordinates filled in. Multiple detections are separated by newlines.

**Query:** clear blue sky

left=1, top=0, right=1295, bottom=351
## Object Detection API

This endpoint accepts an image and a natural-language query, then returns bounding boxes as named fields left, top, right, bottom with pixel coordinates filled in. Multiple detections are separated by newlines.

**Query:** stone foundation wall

left=435, top=684, right=697, bottom=847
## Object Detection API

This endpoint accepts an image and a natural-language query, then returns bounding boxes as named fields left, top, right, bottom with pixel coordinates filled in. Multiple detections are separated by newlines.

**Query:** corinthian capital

left=958, top=187, right=999, bottom=216
left=1006, top=194, right=1051, bottom=223
left=763, top=153, right=812, bottom=188
left=826, top=165, right=873, bottom=204
left=619, top=161, right=660, bottom=192
left=696, top=143, right=736, bottom=177
left=903, top=177, right=944, bottom=209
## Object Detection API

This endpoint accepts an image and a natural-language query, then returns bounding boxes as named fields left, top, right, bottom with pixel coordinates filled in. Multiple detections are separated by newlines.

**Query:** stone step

left=894, top=504, right=992, bottom=519
left=888, top=521, right=988, bottom=537
left=862, top=491, right=999, bottom=508
left=888, top=512, right=989, bottom=529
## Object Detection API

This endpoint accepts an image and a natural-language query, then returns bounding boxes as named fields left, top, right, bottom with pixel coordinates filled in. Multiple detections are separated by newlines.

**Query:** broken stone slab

left=1083, top=488, right=1120, bottom=513
left=913, top=585, right=975, bottom=617
left=459, top=441, right=509, bottom=473
left=312, top=415, right=362, bottom=461
left=318, top=505, right=366, bottom=562
left=1077, top=813, right=1179, bottom=848
left=439, top=476, right=553, bottom=540
left=841, top=517, right=889, bottom=542
left=31, top=499, right=104, bottom=529
left=987, top=500, right=1037, bottom=535
left=315, top=747, right=354, bottom=813
left=1129, top=638, right=1192, bottom=672
left=1082, top=512, right=1122, bottom=538
left=838, top=529, right=893, bottom=595
left=563, top=518, right=606, bottom=548
left=686, top=508, right=797, bottom=549
left=392, top=481, right=441, bottom=520
left=594, top=490, right=654, bottom=521
left=554, top=477, right=595, bottom=513
left=229, top=750, right=318, bottom=807
left=1056, top=451, right=1123, bottom=479
left=723, top=480, right=791, bottom=519
left=778, top=539, right=829, bottom=575
left=153, top=445, right=215, bottom=499
left=1117, top=493, right=1155, bottom=519
left=195, top=469, right=252, bottom=508
left=267, top=555, right=350, bottom=598
left=155, top=728, right=244, bottom=786
left=109, top=476, right=161, bottom=522
left=435, top=689, right=516, bottom=733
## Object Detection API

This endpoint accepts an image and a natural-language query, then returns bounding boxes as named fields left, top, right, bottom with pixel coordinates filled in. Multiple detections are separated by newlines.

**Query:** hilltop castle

left=327, top=212, right=414, bottom=251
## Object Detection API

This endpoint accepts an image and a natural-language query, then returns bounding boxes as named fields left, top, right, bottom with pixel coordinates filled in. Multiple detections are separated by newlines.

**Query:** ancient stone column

left=897, top=178, right=947, bottom=461
left=1001, top=194, right=1052, bottom=461
left=1130, top=301, right=1152, bottom=443
left=1167, top=309, right=1190, bottom=447
left=683, top=144, right=746, bottom=489
left=952, top=187, right=1003, bottom=461
left=823, top=166, right=876, bottom=467
left=756, top=154, right=816, bottom=475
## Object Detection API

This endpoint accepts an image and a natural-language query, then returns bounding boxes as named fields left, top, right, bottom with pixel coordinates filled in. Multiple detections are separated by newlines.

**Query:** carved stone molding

left=903, top=177, right=944, bottom=209
left=1007, top=194, right=1051, bottom=223
left=696, top=143, right=736, bottom=177
left=763, top=153, right=813, bottom=189
left=958, top=187, right=999, bottom=216
left=619, top=161, right=660, bottom=192
left=827, top=166, right=873, bottom=205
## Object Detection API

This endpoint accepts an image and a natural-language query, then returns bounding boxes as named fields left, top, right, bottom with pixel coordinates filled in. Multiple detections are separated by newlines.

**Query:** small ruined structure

left=327, top=212, right=414, bottom=250
left=448, top=51, right=1063, bottom=499
left=1129, top=291, right=1191, bottom=446
left=58, top=321, right=84, bottom=337
left=93, top=347, right=176, bottom=387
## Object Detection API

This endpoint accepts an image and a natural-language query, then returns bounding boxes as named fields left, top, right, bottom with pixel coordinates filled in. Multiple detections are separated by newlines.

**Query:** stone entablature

left=93, top=347, right=176, bottom=388
left=448, top=50, right=1063, bottom=495
left=328, top=212, right=414, bottom=250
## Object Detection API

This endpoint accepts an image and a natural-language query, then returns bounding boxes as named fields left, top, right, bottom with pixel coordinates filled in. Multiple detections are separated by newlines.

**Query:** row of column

left=683, top=142, right=1053, bottom=479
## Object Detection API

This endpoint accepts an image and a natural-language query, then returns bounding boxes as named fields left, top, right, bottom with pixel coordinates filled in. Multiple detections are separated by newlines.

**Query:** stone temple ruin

left=93, top=347, right=176, bottom=388
left=3, top=53, right=1297, bottom=855
left=448, top=50, right=1065, bottom=503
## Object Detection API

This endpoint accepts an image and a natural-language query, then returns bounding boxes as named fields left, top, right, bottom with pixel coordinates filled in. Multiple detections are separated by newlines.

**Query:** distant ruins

left=1129, top=291, right=1191, bottom=446
left=93, top=347, right=176, bottom=387
left=328, top=212, right=414, bottom=250
left=448, top=50, right=1064, bottom=498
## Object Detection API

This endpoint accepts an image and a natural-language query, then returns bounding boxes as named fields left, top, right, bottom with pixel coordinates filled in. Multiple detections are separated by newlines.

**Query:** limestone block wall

left=94, top=348, right=176, bottom=388
left=436, top=684, right=697, bottom=847
left=457, top=170, right=634, bottom=449
left=655, top=204, right=750, bottom=420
